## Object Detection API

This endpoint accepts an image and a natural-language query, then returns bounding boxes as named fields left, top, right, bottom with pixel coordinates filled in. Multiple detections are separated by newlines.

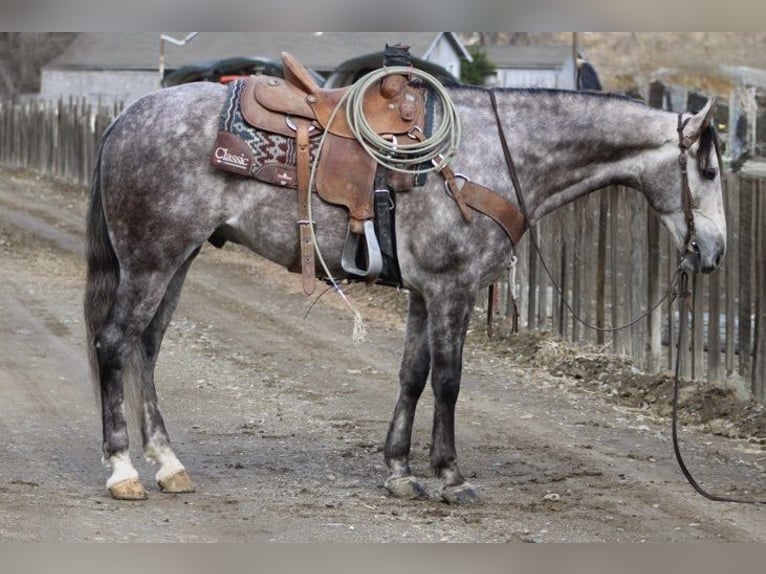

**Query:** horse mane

left=453, top=85, right=722, bottom=175
left=453, top=83, right=644, bottom=106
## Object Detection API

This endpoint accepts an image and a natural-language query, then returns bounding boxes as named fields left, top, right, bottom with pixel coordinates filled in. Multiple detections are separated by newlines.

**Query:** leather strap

left=296, top=123, right=315, bottom=295
left=461, top=181, right=527, bottom=245
left=440, top=162, right=527, bottom=246
left=441, top=165, right=474, bottom=223
left=677, top=113, right=699, bottom=255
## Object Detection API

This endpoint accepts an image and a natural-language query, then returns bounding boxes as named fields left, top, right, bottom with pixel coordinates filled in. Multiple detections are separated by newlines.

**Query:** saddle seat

left=241, top=52, right=426, bottom=140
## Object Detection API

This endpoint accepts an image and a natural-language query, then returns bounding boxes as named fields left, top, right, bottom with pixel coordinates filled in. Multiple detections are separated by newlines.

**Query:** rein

left=672, top=271, right=766, bottom=505
left=486, top=89, right=679, bottom=333
left=488, top=89, right=766, bottom=505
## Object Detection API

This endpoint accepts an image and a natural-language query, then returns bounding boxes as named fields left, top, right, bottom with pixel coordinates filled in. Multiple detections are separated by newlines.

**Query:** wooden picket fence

left=1, top=94, right=765, bottom=402
left=0, top=96, right=120, bottom=186
left=482, top=173, right=766, bottom=402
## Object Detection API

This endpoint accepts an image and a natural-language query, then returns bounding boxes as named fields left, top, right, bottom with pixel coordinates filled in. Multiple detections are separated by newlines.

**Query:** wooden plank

left=753, top=180, right=766, bottom=402
left=572, top=201, right=584, bottom=343
left=559, top=240, right=567, bottom=338
left=582, top=194, right=596, bottom=343
left=630, top=193, right=645, bottom=367
left=596, top=192, right=608, bottom=346
left=610, top=187, right=620, bottom=353
left=667, top=238, right=677, bottom=372
left=725, top=173, right=738, bottom=375
left=486, top=283, right=495, bottom=338
left=539, top=219, right=550, bottom=332
left=692, top=273, right=705, bottom=379
left=527, top=228, right=538, bottom=330
left=678, top=278, right=691, bottom=380
left=739, top=176, right=754, bottom=378
left=707, top=254, right=722, bottom=381
left=516, top=237, right=532, bottom=328
left=646, top=210, right=662, bottom=372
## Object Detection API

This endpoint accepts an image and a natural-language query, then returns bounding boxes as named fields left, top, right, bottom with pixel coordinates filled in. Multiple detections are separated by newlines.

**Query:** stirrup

left=341, top=220, right=383, bottom=281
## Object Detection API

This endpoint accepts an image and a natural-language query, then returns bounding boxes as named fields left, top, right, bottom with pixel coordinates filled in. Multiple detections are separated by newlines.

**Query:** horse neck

left=451, top=87, right=677, bottom=223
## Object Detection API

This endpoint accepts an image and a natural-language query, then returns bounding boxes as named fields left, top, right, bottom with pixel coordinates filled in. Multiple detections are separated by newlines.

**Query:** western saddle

left=213, top=48, right=527, bottom=295
left=238, top=50, right=432, bottom=294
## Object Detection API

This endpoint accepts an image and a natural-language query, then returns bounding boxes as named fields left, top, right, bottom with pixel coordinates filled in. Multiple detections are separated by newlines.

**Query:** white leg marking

left=145, top=436, right=185, bottom=484
left=106, top=452, right=139, bottom=489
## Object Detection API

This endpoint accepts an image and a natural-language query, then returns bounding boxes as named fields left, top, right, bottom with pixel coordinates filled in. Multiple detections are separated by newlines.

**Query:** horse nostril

left=715, top=250, right=724, bottom=268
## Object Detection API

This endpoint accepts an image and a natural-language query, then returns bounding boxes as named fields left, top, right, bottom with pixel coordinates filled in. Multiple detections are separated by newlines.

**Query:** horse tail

left=84, top=120, right=150, bottom=444
left=84, top=122, right=120, bottom=415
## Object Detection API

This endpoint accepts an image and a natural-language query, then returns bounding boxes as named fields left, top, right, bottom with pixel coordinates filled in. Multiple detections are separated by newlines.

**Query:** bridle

left=677, top=112, right=701, bottom=272
left=488, top=89, right=765, bottom=505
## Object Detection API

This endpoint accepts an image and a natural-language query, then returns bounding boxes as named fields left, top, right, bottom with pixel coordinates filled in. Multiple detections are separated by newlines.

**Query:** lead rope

left=672, top=271, right=766, bottom=504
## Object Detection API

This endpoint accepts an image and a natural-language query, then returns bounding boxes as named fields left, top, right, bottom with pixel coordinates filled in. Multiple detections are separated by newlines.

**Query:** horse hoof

left=384, top=476, right=428, bottom=500
left=441, top=483, right=480, bottom=505
left=108, top=478, right=148, bottom=500
left=158, top=470, right=195, bottom=493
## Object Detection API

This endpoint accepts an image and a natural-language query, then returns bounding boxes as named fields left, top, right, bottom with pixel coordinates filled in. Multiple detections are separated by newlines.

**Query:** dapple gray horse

left=85, top=82, right=726, bottom=502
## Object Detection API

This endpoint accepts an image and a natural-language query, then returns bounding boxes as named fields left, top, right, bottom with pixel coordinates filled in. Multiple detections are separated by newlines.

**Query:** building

left=483, top=44, right=601, bottom=91
left=40, top=32, right=470, bottom=106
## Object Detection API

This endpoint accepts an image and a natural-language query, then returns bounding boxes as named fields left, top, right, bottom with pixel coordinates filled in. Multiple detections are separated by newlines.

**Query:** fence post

left=646, top=211, right=662, bottom=371
left=739, top=176, right=754, bottom=379
left=630, top=193, right=646, bottom=367
left=692, top=273, right=705, bottom=379
left=752, top=180, right=766, bottom=401
left=527, top=230, right=538, bottom=330
left=596, top=191, right=608, bottom=346
left=707, top=254, right=722, bottom=382
left=610, top=187, right=622, bottom=354
left=725, top=173, right=738, bottom=375
left=572, top=202, right=584, bottom=343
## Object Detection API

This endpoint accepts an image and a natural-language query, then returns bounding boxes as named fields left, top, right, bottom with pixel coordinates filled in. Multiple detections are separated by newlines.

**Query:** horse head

left=649, top=100, right=727, bottom=274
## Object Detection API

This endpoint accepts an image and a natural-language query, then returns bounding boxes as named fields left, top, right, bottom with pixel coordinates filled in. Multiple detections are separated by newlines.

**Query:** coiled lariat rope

left=345, top=66, right=461, bottom=174
left=304, top=67, right=461, bottom=343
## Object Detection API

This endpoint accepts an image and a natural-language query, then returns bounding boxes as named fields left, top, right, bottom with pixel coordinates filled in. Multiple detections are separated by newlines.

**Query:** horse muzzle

left=682, top=240, right=725, bottom=274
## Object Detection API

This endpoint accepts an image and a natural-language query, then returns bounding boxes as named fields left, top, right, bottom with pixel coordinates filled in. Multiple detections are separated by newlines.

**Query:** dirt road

left=0, top=166, right=764, bottom=542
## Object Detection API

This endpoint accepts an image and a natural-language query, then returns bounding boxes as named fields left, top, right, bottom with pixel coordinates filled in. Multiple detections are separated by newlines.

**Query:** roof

left=45, top=32, right=469, bottom=72
left=484, top=45, right=576, bottom=69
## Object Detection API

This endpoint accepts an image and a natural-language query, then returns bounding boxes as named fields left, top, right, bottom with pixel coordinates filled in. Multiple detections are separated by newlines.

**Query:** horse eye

left=703, top=167, right=717, bottom=180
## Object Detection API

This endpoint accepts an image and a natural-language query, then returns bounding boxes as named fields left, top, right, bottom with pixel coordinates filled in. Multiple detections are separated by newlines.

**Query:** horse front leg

left=428, top=291, right=480, bottom=504
left=384, top=292, right=430, bottom=499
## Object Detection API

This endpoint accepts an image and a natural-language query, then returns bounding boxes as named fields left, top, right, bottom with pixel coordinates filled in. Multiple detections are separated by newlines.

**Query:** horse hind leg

left=132, top=252, right=199, bottom=494
left=95, top=269, right=183, bottom=500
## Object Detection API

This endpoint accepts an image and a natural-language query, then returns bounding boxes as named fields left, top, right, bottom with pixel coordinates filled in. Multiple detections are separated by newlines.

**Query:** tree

left=0, top=33, right=77, bottom=95
left=460, top=46, right=496, bottom=86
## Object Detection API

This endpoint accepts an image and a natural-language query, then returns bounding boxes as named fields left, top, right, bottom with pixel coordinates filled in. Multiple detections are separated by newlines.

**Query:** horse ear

left=700, top=99, right=715, bottom=128
left=686, top=99, right=715, bottom=135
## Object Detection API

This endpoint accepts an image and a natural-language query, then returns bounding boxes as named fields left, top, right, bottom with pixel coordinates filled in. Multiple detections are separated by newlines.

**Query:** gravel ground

left=0, top=167, right=764, bottom=542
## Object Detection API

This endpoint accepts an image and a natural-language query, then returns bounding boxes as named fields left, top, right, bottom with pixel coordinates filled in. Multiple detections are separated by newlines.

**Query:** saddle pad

left=210, top=78, right=433, bottom=188
left=210, top=79, right=320, bottom=188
